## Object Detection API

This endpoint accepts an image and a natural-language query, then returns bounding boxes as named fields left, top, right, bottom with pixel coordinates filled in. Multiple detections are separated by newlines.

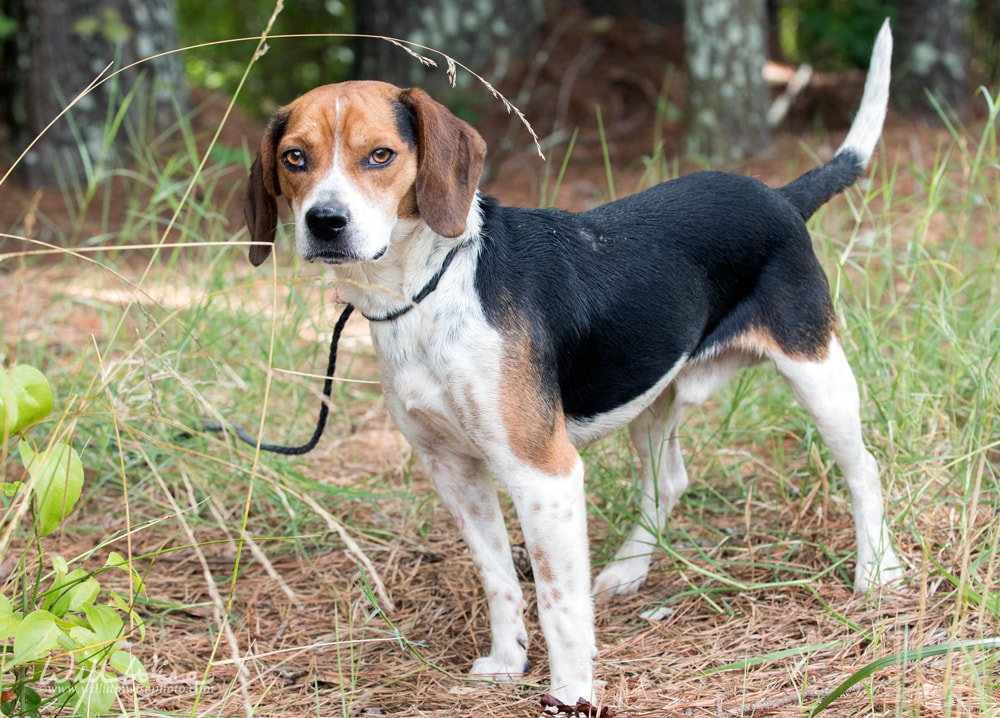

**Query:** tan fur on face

left=243, top=81, right=486, bottom=265
left=275, top=82, right=419, bottom=218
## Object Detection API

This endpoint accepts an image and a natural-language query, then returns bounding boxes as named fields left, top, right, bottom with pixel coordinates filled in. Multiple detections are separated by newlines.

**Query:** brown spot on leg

left=531, top=546, right=555, bottom=583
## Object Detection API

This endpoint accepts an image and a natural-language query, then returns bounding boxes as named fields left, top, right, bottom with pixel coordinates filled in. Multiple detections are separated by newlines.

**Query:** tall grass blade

left=807, top=638, right=1000, bottom=717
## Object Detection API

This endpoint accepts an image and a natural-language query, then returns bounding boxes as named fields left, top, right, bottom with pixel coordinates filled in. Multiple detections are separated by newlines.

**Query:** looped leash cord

left=203, top=303, right=354, bottom=455
left=206, top=242, right=464, bottom=454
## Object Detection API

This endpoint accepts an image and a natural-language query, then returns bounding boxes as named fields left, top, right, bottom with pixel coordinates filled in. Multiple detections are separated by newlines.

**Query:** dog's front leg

left=506, top=457, right=596, bottom=706
left=418, top=448, right=531, bottom=678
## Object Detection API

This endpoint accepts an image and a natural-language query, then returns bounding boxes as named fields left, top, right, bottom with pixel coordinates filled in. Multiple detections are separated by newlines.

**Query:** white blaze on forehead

left=332, top=98, right=341, bottom=171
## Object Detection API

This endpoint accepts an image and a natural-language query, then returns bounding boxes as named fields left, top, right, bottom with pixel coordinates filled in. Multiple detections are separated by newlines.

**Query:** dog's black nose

left=306, top=206, right=349, bottom=240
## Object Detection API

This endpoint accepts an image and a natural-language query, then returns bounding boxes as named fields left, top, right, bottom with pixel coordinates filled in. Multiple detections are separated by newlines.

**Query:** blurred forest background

left=0, top=0, right=997, bottom=197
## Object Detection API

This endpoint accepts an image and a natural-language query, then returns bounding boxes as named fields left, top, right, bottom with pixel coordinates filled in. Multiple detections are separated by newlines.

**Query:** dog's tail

left=778, top=19, right=892, bottom=220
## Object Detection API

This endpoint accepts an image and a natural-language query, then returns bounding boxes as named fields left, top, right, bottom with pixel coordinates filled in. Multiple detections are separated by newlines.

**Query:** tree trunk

left=583, top=0, right=684, bottom=24
left=684, top=0, right=769, bottom=162
left=6, top=0, right=187, bottom=188
left=353, top=0, right=544, bottom=97
left=895, top=0, right=970, bottom=122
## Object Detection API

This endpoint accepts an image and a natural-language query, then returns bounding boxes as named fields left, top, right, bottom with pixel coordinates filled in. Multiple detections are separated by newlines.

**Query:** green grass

left=1, top=25, right=999, bottom=716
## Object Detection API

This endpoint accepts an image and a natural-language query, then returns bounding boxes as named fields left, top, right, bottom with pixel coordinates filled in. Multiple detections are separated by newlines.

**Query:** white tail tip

left=837, top=19, right=893, bottom=168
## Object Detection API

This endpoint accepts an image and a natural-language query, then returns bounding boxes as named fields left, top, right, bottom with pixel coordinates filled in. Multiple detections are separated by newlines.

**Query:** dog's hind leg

left=771, top=337, right=904, bottom=590
left=593, top=352, right=748, bottom=599
left=592, top=388, right=688, bottom=599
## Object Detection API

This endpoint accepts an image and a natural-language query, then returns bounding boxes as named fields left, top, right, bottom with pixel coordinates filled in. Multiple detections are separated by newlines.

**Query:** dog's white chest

left=370, top=306, right=504, bottom=456
left=382, top=347, right=454, bottom=428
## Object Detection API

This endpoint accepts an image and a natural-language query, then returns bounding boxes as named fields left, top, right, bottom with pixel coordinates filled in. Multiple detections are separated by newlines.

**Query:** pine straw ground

left=20, top=388, right=995, bottom=718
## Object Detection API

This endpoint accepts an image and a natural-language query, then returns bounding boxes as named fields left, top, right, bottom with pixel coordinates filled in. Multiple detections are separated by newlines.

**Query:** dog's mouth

left=312, top=252, right=352, bottom=265
left=304, top=246, right=387, bottom=265
left=302, top=249, right=352, bottom=265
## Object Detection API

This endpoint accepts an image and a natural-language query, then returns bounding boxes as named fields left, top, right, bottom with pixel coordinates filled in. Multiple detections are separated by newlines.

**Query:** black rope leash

left=203, top=303, right=354, bottom=455
left=205, top=243, right=463, bottom=455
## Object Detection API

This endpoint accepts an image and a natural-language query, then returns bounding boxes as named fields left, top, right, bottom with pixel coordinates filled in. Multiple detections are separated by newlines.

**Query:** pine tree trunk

left=896, top=0, right=970, bottom=121
left=7, top=0, right=187, bottom=188
left=684, top=0, right=769, bottom=161
left=354, top=0, right=543, bottom=96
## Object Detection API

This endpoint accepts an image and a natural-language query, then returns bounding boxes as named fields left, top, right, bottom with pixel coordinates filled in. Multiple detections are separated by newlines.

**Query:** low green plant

left=1, top=365, right=148, bottom=718
left=0, top=366, right=53, bottom=439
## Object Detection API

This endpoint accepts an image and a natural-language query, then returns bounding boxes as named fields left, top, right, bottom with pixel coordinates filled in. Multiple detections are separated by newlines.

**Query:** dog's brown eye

left=370, top=148, right=394, bottom=165
left=282, top=149, right=306, bottom=169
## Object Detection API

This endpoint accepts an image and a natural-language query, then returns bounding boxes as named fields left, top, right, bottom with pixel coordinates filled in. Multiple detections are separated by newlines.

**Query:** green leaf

left=67, top=576, right=101, bottom=614
left=10, top=365, right=53, bottom=430
left=74, top=668, right=118, bottom=718
left=0, top=365, right=53, bottom=436
left=47, top=569, right=100, bottom=617
left=53, top=676, right=76, bottom=701
left=25, top=685, right=42, bottom=710
left=1, top=479, right=24, bottom=498
left=0, top=612, right=22, bottom=641
left=110, top=649, right=149, bottom=687
left=0, top=594, right=22, bottom=640
left=57, top=626, right=80, bottom=651
left=0, top=365, right=18, bottom=437
left=7, top=686, right=42, bottom=716
left=42, top=556, right=101, bottom=618
left=85, top=605, right=124, bottom=645
left=106, top=552, right=146, bottom=595
left=10, top=610, right=62, bottom=666
left=0, top=12, right=18, bottom=41
left=71, top=16, right=100, bottom=37
left=107, top=592, right=146, bottom=642
left=19, top=440, right=84, bottom=537
left=68, top=625, right=98, bottom=647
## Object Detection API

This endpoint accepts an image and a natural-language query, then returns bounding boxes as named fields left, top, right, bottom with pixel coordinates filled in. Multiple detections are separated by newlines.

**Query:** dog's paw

left=470, top=653, right=530, bottom=681
left=592, top=557, right=649, bottom=600
left=855, top=549, right=905, bottom=592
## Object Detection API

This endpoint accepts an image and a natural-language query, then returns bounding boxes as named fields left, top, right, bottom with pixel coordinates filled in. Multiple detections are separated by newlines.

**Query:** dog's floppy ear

left=244, top=110, right=288, bottom=266
left=400, top=88, right=486, bottom=238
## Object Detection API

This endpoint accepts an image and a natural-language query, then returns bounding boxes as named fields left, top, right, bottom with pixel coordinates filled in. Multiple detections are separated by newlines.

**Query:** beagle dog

left=244, top=22, right=901, bottom=710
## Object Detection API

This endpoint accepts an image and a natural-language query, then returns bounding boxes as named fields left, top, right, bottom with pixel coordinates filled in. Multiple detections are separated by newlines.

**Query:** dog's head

left=243, top=81, right=486, bottom=266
